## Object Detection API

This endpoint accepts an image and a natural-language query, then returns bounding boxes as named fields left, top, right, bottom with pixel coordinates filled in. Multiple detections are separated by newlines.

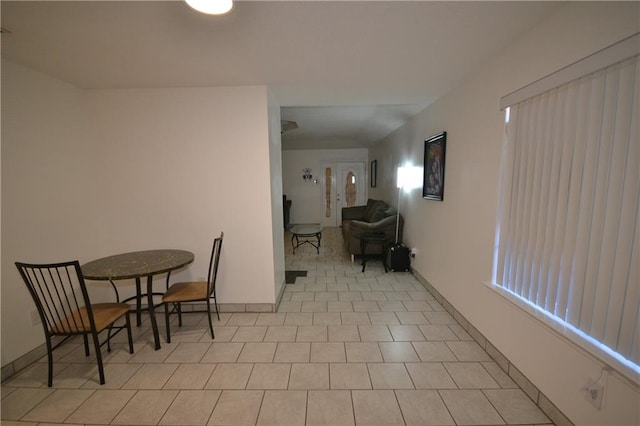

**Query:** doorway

left=322, top=162, right=367, bottom=227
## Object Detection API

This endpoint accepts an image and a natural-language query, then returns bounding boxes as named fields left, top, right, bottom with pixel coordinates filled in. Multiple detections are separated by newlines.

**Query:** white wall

left=1, top=60, right=279, bottom=366
left=282, top=148, right=368, bottom=224
left=370, top=3, right=639, bottom=425
left=267, top=90, right=286, bottom=300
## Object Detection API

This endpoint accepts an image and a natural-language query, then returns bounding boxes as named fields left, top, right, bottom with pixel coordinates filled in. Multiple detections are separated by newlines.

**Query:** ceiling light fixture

left=185, top=0, right=233, bottom=15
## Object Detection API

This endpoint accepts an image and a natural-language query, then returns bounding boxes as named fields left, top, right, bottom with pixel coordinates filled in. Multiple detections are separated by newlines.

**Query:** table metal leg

left=135, top=278, right=142, bottom=326
left=147, top=275, right=161, bottom=350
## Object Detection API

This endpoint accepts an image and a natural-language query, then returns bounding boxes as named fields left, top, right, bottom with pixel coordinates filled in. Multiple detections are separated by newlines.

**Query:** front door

left=321, top=162, right=367, bottom=227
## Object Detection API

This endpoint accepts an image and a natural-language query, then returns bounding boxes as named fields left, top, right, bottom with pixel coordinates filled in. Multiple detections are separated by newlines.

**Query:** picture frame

left=423, top=131, right=446, bottom=200
left=370, top=160, right=377, bottom=188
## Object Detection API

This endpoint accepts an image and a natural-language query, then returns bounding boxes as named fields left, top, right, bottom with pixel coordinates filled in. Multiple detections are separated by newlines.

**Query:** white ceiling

left=1, top=1, right=559, bottom=150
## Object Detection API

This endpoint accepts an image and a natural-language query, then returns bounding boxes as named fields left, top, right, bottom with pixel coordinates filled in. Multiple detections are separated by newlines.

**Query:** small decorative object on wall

left=303, top=168, right=313, bottom=182
left=423, top=131, right=447, bottom=201
left=370, top=160, right=377, bottom=188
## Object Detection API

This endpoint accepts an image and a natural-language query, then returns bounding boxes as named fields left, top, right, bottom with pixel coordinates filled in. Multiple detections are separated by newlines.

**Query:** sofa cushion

left=364, top=201, right=388, bottom=222
left=369, top=207, right=387, bottom=223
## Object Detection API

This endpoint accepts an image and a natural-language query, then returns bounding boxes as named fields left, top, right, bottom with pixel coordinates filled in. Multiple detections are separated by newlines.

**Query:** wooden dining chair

left=15, top=260, right=134, bottom=387
left=163, top=232, right=224, bottom=343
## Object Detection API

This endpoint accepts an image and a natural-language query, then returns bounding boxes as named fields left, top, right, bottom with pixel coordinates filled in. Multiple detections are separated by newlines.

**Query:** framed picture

left=370, top=160, right=377, bottom=188
left=423, top=131, right=446, bottom=200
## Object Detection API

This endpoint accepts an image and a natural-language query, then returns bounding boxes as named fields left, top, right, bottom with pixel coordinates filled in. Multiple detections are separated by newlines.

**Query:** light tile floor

left=1, top=227, right=554, bottom=425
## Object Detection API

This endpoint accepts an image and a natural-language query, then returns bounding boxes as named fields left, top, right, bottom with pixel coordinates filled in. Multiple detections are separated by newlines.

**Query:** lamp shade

left=185, top=0, right=233, bottom=15
left=397, top=166, right=422, bottom=190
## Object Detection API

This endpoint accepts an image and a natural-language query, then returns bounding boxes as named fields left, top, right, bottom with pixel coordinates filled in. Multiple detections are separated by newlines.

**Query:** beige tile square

left=327, top=301, right=354, bottom=312
left=368, top=363, right=414, bottom=389
left=439, top=389, right=505, bottom=425
left=448, top=324, right=474, bottom=341
left=246, top=363, right=291, bottom=389
left=341, top=312, right=371, bottom=325
left=310, top=342, right=346, bottom=363
left=361, top=291, right=387, bottom=301
left=419, top=325, right=460, bottom=341
left=284, top=312, right=313, bottom=325
left=21, top=389, right=92, bottom=423
left=338, top=291, right=363, bottom=301
left=112, top=390, right=179, bottom=425
left=264, top=325, right=298, bottom=342
left=122, top=363, right=179, bottom=389
left=205, top=326, right=239, bottom=342
left=164, top=342, right=212, bottom=363
left=226, top=313, right=259, bottom=325
left=208, top=390, right=263, bottom=425
left=302, top=301, right=328, bottom=312
left=352, top=390, right=404, bottom=425
left=289, top=363, right=329, bottom=389
left=231, top=326, right=267, bottom=342
left=368, top=312, right=400, bottom=325
left=314, top=291, right=339, bottom=301
left=352, top=301, right=380, bottom=312
left=423, top=311, right=457, bottom=325
left=378, top=342, right=420, bottom=362
left=443, top=362, right=500, bottom=388
left=128, top=344, right=174, bottom=363
left=237, top=343, right=277, bottom=363
left=405, top=363, right=457, bottom=389
left=290, top=292, right=316, bottom=302
left=205, top=363, right=253, bottom=389
left=306, top=390, right=355, bottom=426
left=379, top=300, right=408, bottom=312
left=274, top=342, right=311, bottom=362
left=345, top=342, right=383, bottom=362
left=412, top=342, right=457, bottom=361
left=484, top=389, right=550, bottom=424
left=446, top=341, right=492, bottom=361
left=63, top=389, right=136, bottom=424
left=164, top=363, right=216, bottom=389
left=81, top=363, right=142, bottom=389
left=396, top=311, right=428, bottom=325
left=383, top=292, right=411, bottom=302
left=396, top=390, right=455, bottom=425
left=313, top=312, right=342, bottom=325
left=278, top=301, right=302, bottom=313
left=255, top=313, right=287, bottom=326
left=201, top=342, right=243, bottom=363
left=257, top=390, right=307, bottom=426
left=296, top=326, right=328, bottom=342
left=329, top=363, right=371, bottom=389
left=0, top=388, right=54, bottom=421
left=388, top=325, right=426, bottom=341
left=402, top=301, right=432, bottom=311
left=358, top=325, right=393, bottom=341
left=328, top=325, right=360, bottom=342
left=160, top=390, right=221, bottom=425
left=482, top=362, right=518, bottom=388
left=349, top=283, right=371, bottom=292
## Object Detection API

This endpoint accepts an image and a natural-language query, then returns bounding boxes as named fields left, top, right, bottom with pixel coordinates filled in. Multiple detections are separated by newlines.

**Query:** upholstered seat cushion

left=163, top=281, right=209, bottom=303
left=52, top=303, right=129, bottom=334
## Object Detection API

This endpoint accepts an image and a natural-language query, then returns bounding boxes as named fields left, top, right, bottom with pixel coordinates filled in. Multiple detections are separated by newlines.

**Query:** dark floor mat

left=285, top=270, right=307, bottom=284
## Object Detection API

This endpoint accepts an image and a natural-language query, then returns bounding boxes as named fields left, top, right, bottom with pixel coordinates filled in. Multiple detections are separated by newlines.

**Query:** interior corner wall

left=267, top=91, right=285, bottom=300
left=282, top=148, right=368, bottom=225
left=369, top=3, right=639, bottom=425
left=1, top=59, right=277, bottom=366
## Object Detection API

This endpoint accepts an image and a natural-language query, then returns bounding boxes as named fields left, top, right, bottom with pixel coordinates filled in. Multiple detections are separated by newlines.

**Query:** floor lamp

left=396, top=165, right=423, bottom=244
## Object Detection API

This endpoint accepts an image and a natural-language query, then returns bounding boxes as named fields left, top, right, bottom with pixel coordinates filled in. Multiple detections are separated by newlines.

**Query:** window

left=493, top=52, right=639, bottom=377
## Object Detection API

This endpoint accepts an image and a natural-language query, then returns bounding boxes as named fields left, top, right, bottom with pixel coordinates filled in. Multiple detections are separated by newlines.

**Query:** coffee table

left=290, top=224, right=322, bottom=254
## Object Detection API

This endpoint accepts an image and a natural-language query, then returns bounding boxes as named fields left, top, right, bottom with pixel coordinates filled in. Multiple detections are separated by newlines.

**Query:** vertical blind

left=494, top=55, right=639, bottom=367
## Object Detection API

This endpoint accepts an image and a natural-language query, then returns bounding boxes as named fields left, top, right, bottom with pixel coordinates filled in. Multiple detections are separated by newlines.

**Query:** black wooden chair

left=163, top=232, right=224, bottom=343
left=15, top=260, right=133, bottom=387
